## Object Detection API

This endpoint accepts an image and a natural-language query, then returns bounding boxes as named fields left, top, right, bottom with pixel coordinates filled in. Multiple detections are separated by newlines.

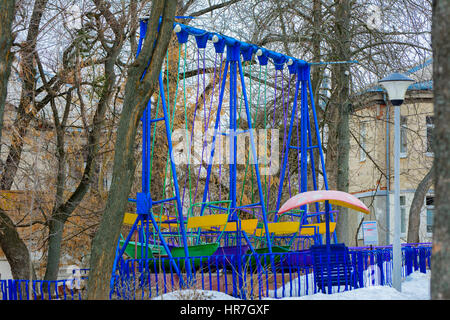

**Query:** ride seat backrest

left=310, top=243, right=355, bottom=292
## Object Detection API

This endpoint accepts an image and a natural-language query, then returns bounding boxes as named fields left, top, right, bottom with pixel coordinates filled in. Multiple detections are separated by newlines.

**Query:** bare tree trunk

left=0, top=0, right=48, bottom=281
left=431, top=0, right=450, bottom=300
left=407, top=164, right=434, bottom=243
left=87, top=1, right=176, bottom=300
left=309, top=0, right=325, bottom=195
left=43, top=90, right=72, bottom=282
left=0, top=209, right=36, bottom=280
left=331, top=0, right=352, bottom=245
left=310, top=0, right=322, bottom=102
left=43, top=37, right=123, bottom=281
left=0, top=0, right=49, bottom=191
left=0, top=0, right=16, bottom=143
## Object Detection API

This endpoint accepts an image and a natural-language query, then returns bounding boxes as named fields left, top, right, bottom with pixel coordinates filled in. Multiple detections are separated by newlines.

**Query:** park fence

left=0, top=268, right=89, bottom=300
left=0, top=244, right=431, bottom=300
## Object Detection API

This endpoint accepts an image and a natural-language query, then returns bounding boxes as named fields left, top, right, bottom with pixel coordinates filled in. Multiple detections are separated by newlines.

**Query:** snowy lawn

left=152, top=271, right=430, bottom=300
left=153, top=289, right=240, bottom=300
left=285, top=271, right=430, bottom=300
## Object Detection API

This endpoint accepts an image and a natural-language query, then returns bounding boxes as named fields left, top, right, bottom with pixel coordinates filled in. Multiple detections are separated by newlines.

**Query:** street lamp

left=379, top=72, right=414, bottom=292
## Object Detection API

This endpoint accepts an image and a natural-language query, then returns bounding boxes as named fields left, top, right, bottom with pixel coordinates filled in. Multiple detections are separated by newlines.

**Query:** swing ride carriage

left=110, top=18, right=370, bottom=299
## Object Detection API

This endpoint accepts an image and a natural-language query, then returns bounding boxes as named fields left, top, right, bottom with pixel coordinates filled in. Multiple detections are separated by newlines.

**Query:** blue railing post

left=419, top=247, right=427, bottom=273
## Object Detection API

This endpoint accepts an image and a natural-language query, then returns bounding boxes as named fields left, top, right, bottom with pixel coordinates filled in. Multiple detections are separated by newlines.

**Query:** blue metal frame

left=273, top=65, right=338, bottom=245
left=113, top=18, right=339, bottom=289
left=112, top=20, right=195, bottom=285
left=1, top=244, right=431, bottom=300
left=307, top=73, right=338, bottom=244
left=236, top=54, right=274, bottom=254
left=172, top=22, right=308, bottom=71
left=197, top=42, right=275, bottom=255
left=275, top=70, right=302, bottom=212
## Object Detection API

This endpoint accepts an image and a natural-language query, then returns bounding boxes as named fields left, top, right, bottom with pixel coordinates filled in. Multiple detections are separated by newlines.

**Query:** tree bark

left=0, top=0, right=16, bottom=144
left=310, top=0, right=322, bottom=101
left=43, top=40, right=122, bottom=282
left=0, top=209, right=36, bottom=280
left=0, top=0, right=48, bottom=281
left=330, top=0, right=352, bottom=245
left=431, top=0, right=450, bottom=300
left=43, top=0, right=129, bottom=281
left=86, top=1, right=177, bottom=300
left=0, top=0, right=48, bottom=191
left=42, top=90, right=71, bottom=282
left=407, top=164, right=434, bottom=243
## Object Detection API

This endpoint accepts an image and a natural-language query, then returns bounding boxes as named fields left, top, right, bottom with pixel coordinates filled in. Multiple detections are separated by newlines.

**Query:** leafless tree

left=431, top=0, right=450, bottom=300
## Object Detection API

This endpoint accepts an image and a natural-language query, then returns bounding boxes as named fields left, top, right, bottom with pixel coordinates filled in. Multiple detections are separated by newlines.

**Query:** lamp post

left=379, top=73, right=414, bottom=292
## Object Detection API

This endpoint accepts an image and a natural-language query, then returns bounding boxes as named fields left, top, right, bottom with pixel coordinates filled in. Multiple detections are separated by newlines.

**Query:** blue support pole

left=144, top=207, right=150, bottom=262
left=275, top=71, right=302, bottom=212
left=198, top=61, right=229, bottom=218
left=229, top=58, right=238, bottom=217
left=300, top=70, right=309, bottom=216
left=237, top=55, right=273, bottom=254
left=307, top=74, right=337, bottom=244
left=110, top=214, right=142, bottom=289
left=325, top=199, right=332, bottom=293
left=142, top=104, right=150, bottom=193
left=325, top=200, right=331, bottom=250
left=146, top=209, right=185, bottom=286
left=158, top=73, right=193, bottom=280
left=142, top=104, right=150, bottom=265
left=305, top=104, right=320, bottom=212
left=197, top=60, right=231, bottom=245
left=146, top=102, right=152, bottom=192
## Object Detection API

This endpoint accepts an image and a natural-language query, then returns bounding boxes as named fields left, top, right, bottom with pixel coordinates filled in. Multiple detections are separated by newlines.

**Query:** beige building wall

left=348, top=90, right=434, bottom=246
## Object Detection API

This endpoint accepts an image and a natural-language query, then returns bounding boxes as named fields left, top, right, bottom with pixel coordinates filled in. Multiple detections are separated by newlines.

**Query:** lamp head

left=379, top=73, right=415, bottom=106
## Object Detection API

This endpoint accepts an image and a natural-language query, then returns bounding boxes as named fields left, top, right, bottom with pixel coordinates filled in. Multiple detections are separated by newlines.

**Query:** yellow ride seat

left=123, top=213, right=139, bottom=226
left=186, top=213, right=229, bottom=229
left=300, top=222, right=336, bottom=236
left=254, top=221, right=300, bottom=236
left=221, top=219, right=258, bottom=234
left=122, top=213, right=178, bottom=229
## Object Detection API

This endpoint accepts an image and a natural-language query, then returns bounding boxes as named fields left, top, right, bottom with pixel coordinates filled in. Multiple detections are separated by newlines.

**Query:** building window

left=426, top=116, right=434, bottom=154
left=400, top=116, right=408, bottom=157
left=426, top=196, right=434, bottom=233
left=360, top=122, right=366, bottom=162
left=400, top=195, right=406, bottom=234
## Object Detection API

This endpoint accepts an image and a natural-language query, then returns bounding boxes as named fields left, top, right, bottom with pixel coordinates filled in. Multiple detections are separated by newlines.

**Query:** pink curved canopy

left=278, top=190, right=370, bottom=215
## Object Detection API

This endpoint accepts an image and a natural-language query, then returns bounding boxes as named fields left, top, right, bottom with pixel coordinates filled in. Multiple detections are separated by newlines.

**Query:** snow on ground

left=152, top=271, right=430, bottom=300
left=285, top=271, right=431, bottom=300
left=153, top=289, right=240, bottom=300
left=0, top=258, right=13, bottom=279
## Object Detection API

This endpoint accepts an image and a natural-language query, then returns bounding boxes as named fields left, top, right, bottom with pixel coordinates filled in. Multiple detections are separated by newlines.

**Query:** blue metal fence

left=0, top=279, right=85, bottom=300
left=110, top=252, right=316, bottom=300
left=0, top=245, right=431, bottom=300
left=109, top=243, right=432, bottom=299
left=0, top=268, right=89, bottom=300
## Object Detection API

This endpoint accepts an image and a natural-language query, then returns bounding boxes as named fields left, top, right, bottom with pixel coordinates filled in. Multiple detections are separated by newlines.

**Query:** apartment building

left=348, top=60, right=434, bottom=246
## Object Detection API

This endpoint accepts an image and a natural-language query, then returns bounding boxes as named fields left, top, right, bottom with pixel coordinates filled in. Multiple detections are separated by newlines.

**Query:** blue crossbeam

left=235, top=202, right=263, bottom=210
left=289, top=145, right=320, bottom=150
left=150, top=117, right=165, bottom=123
left=219, top=129, right=251, bottom=136
left=127, top=196, right=177, bottom=208
left=151, top=19, right=310, bottom=72
left=152, top=196, right=177, bottom=206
